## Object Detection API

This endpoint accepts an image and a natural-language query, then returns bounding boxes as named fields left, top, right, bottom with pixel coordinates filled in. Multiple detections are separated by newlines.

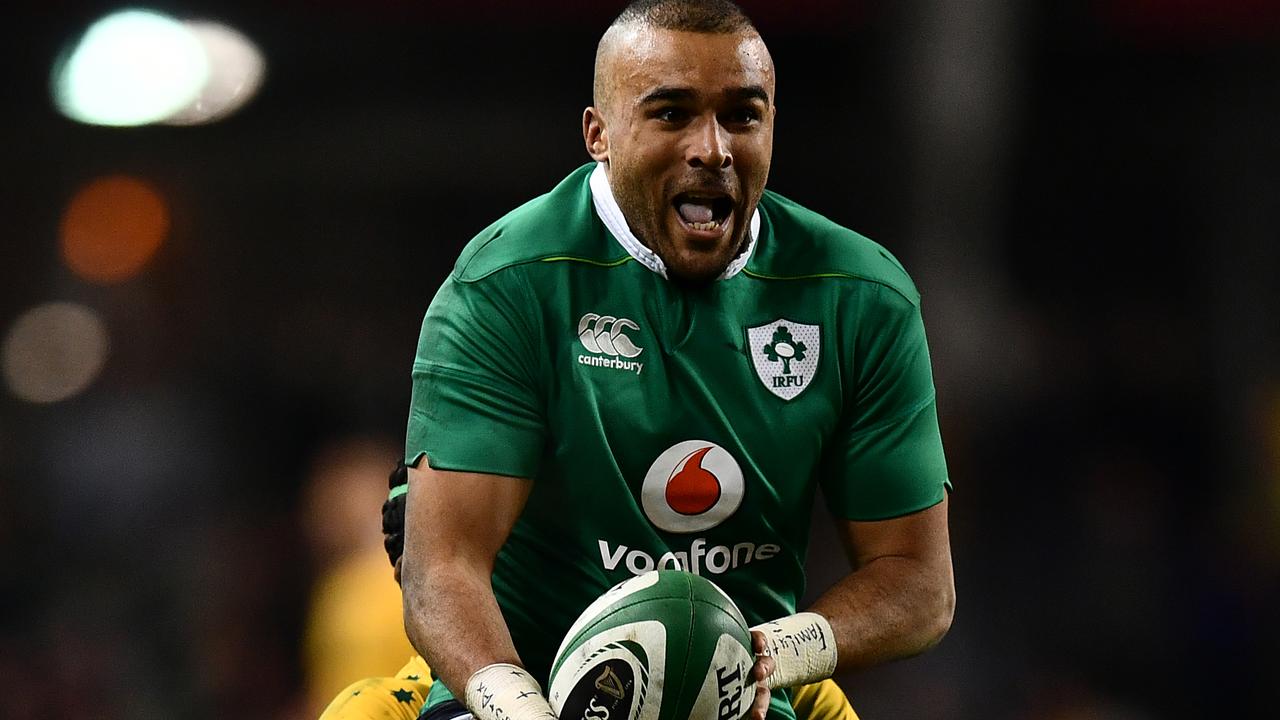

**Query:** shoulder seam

left=510, top=264, right=550, bottom=398
left=456, top=254, right=634, bottom=282
left=539, top=255, right=634, bottom=268
left=453, top=227, right=505, bottom=280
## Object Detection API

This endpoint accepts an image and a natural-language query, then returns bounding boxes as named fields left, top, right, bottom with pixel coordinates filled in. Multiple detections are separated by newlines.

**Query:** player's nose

left=686, top=117, right=732, bottom=170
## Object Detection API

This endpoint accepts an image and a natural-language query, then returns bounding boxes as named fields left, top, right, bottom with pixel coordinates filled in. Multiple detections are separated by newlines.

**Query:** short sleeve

left=405, top=268, right=545, bottom=478
left=821, top=284, right=950, bottom=520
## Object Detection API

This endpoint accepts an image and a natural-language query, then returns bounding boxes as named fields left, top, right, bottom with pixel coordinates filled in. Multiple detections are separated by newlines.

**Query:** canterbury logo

left=578, top=313, right=643, bottom=358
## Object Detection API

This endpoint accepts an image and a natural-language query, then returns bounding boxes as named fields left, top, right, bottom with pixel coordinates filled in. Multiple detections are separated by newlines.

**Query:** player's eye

left=653, top=107, right=690, bottom=124
left=722, top=107, right=761, bottom=128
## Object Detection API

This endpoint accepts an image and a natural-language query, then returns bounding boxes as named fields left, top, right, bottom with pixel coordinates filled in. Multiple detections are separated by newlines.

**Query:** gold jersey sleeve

left=317, top=655, right=433, bottom=720
left=790, top=679, right=860, bottom=720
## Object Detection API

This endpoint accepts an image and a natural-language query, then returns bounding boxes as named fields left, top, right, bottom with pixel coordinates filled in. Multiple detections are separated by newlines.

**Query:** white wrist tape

left=465, top=663, right=558, bottom=720
left=751, top=612, right=838, bottom=689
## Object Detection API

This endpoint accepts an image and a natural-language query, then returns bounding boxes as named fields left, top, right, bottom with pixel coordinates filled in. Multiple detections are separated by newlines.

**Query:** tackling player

left=396, top=2, right=955, bottom=720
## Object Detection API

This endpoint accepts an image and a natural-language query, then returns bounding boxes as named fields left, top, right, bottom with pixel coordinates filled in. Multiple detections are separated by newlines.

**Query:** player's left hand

left=749, top=629, right=776, bottom=720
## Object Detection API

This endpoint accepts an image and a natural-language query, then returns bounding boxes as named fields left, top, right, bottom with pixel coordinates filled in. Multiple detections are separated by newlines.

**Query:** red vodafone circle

left=665, top=446, right=722, bottom=515
left=641, top=440, right=744, bottom=533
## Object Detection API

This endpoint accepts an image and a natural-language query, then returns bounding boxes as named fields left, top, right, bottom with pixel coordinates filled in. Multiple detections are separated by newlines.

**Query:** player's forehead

left=606, top=26, right=775, bottom=104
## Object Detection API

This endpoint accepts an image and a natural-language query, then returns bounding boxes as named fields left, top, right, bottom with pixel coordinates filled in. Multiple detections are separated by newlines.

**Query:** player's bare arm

left=401, top=463, right=532, bottom=694
left=808, top=496, right=955, bottom=670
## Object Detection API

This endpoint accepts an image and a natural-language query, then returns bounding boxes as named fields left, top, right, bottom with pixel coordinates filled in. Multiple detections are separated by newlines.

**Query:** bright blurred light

left=53, top=9, right=209, bottom=127
left=60, top=175, right=169, bottom=284
left=163, top=20, right=265, bottom=125
left=3, top=303, right=109, bottom=404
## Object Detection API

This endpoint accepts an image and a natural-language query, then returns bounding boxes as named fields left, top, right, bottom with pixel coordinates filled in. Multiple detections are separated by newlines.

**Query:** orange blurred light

left=59, top=175, right=169, bottom=284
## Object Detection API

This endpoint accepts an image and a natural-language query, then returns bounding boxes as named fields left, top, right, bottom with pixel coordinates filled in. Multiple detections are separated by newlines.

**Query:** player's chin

left=664, top=250, right=730, bottom=286
left=662, top=219, right=741, bottom=284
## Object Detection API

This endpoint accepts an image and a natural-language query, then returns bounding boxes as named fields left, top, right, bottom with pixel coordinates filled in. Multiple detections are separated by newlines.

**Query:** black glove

left=382, top=459, right=409, bottom=568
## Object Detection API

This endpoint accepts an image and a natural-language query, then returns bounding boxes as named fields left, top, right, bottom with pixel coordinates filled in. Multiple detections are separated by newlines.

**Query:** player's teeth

left=690, top=220, right=718, bottom=231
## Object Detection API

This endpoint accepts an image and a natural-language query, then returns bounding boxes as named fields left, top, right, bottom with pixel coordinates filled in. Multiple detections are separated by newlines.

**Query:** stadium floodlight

left=52, top=9, right=209, bottom=127
left=59, top=175, right=170, bottom=284
left=163, top=20, right=265, bottom=125
left=2, top=302, right=109, bottom=404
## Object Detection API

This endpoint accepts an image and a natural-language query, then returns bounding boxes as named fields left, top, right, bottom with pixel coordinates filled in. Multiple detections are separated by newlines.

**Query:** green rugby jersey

left=406, top=163, right=949, bottom=718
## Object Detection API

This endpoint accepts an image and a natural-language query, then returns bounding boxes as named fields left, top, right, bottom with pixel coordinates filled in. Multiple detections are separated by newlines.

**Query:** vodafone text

left=598, top=538, right=780, bottom=576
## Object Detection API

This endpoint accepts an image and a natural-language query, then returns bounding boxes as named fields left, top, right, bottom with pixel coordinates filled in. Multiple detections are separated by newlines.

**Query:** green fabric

left=406, top=165, right=949, bottom=719
left=422, top=680, right=455, bottom=716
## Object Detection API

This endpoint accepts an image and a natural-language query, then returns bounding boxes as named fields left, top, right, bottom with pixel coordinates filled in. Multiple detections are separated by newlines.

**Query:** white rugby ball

left=548, top=570, right=755, bottom=720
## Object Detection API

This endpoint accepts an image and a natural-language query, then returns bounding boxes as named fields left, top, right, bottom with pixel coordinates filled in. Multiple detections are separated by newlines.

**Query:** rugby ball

left=548, top=571, right=755, bottom=720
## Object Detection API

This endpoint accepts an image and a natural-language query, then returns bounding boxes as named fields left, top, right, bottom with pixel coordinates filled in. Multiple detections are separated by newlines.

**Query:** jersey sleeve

left=405, top=267, right=545, bottom=478
left=821, top=283, right=950, bottom=521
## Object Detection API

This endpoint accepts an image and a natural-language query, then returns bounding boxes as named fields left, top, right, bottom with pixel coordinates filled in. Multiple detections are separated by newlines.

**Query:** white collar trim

left=589, top=162, right=758, bottom=281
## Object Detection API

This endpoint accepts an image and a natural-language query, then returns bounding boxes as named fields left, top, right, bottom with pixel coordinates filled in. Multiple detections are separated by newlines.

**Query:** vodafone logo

left=641, top=440, right=744, bottom=533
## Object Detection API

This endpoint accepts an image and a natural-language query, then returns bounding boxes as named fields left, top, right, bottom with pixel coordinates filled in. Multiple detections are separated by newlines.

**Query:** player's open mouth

left=673, top=193, right=734, bottom=235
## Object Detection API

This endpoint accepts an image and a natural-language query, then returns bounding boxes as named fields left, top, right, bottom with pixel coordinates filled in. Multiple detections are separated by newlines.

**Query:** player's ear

left=583, top=107, right=609, bottom=162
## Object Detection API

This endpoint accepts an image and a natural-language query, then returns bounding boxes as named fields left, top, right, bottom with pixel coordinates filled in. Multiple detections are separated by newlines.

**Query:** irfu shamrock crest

left=746, top=319, right=821, bottom=400
left=762, top=325, right=808, bottom=375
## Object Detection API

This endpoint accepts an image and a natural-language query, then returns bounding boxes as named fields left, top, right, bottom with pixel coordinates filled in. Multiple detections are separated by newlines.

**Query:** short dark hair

left=608, top=0, right=756, bottom=35
left=593, top=0, right=761, bottom=110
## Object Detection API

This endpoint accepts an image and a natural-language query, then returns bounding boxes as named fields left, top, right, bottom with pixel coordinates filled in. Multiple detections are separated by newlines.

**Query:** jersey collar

left=590, top=162, right=759, bottom=281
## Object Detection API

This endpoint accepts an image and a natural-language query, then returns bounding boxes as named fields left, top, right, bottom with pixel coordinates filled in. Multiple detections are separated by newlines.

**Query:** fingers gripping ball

left=548, top=571, right=756, bottom=720
left=383, top=459, right=409, bottom=567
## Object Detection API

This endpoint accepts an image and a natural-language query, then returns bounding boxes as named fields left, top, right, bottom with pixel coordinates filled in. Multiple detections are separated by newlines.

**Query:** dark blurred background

left=2, top=1, right=1278, bottom=718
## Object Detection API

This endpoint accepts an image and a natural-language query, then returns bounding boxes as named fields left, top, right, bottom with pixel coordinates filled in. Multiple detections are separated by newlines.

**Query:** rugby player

left=395, top=1, right=955, bottom=719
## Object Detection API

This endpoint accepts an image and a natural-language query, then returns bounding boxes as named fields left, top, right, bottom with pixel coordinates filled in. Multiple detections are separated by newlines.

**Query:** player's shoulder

left=452, top=163, right=623, bottom=283
left=750, top=190, right=920, bottom=306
